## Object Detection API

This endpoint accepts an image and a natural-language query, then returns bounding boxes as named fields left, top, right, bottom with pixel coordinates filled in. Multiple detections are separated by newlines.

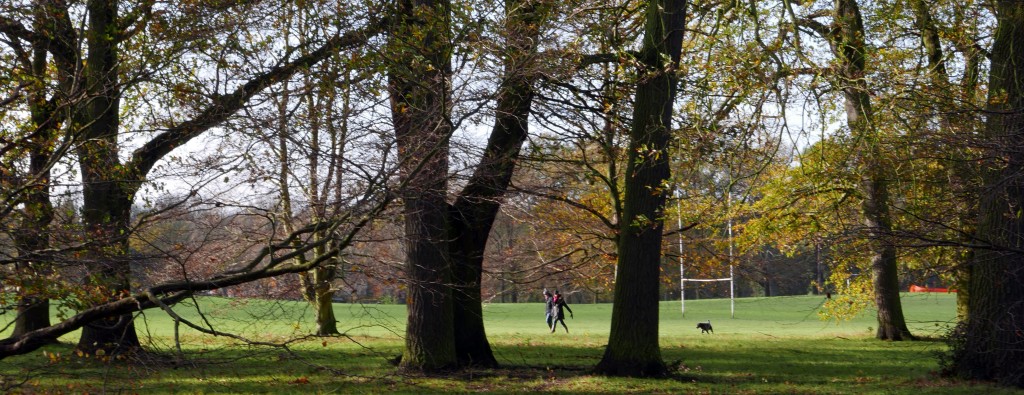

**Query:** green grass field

left=3, top=293, right=1018, bottom=394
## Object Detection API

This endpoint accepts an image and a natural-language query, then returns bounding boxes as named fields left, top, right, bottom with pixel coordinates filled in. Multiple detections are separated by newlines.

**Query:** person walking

left=550, top=290, right=573, bottom=333
left=543, top=289, right=554, bottom=329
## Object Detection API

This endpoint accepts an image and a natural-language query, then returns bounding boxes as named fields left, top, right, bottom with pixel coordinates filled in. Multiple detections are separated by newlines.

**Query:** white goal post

left=680, top=270, right=734, bottom=318
left=677, top=191, right=735, bottom=319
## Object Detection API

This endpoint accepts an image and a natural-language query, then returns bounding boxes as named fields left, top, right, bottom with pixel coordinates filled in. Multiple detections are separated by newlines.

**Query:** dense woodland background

left=1, top=0, right=1022, bottom=387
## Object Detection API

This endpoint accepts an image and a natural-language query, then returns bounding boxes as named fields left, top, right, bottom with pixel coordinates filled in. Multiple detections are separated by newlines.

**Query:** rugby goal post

left=677, top=193, right=735, bottom=319
left=680, top=267, right=734, bottom=318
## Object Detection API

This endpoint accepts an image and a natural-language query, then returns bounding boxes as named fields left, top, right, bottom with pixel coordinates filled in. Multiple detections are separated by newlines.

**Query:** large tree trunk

left=594, top=0, right=686, bottom=378
left=949, top=0, right=1024, bottom=387
left=398, top=181, right=456, bottom=371
left=389, top=0, right=458, bottom=371
left=74, top=182, right=142, bottom=354
left=448, top=0, right=544, bottom=368
left=832, top=0, right=913, bottom=341
left=74, top=0, right=143, bottom=354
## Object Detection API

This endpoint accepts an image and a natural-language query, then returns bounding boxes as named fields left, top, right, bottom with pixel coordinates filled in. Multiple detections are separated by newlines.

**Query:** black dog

left=696, top=320, right=713, bottom=334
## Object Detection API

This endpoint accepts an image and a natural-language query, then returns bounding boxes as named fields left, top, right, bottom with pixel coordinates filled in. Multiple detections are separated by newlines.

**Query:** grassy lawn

left=2, top=293, right=1017, bottom=394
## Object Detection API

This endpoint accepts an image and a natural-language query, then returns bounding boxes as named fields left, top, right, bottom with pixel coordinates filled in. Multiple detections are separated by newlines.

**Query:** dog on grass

left=696, top=320, right=713, bottom=334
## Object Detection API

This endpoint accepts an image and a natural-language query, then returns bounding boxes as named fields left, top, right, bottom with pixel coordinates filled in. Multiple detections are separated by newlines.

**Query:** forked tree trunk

left=594, top=0, right=686, bottom=377
left=950, top=0, right=1024, bottom=387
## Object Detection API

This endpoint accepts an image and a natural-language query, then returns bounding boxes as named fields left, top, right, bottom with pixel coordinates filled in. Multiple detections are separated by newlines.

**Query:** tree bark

left=594, top=0, right=686, bottom=377
left=950, top=0, right=1024, bottom=387
left=73, top=0, right=143, bottom=354
left=301, top=264, right=341, bottom=336
left=831, top=0, right=913, bottom=341
left=389, top=0, right=458, bottom=371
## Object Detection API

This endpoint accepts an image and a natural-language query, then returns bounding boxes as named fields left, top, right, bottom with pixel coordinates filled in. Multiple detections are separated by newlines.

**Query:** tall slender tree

left=594, top=0, right=686, bottom=377
left=835, top=0, right=912, bottom=341
left=296, top=58, right=349, bottom=336
left=264, top=1, right=351, bottom=337
left=798, top=0, right=913, bottom=340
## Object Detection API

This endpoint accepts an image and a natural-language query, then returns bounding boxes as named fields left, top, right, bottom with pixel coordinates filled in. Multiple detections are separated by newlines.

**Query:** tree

left=594, top=0, right=686, bottom=377
left=261, top=1, right=356, bottom=337
left=71, top=0, right=147, bottom=355
left=797, top=0, right=913, bottom=340
left=1, top=1, right=381, bottom=355
left=387, top=0, right=459, bottom=371
left=293, top=57, right=350, bottom=336
left=0, top=0, right=73, bottom=338
left=946, top=0, right=1024, bottom=387
left=874, top=0, right=988, bottom=319
left=449, top=0, right=548, bottom=367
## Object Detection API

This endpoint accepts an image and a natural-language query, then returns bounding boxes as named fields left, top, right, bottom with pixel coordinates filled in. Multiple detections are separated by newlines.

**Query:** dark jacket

left=552, top=296, right=572, bottom=320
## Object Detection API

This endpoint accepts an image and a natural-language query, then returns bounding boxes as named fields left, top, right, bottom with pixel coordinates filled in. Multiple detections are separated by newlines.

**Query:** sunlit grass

left=4, top=293, right=1015, bottom=394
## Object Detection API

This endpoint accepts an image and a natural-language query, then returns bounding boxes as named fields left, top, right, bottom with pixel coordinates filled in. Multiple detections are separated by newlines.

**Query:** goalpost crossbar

left=681, top=273, right=735, bottom=318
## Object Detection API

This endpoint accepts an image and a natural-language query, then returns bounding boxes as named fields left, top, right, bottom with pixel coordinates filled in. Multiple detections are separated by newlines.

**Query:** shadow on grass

left=1, top=337, right=1015, bottom=394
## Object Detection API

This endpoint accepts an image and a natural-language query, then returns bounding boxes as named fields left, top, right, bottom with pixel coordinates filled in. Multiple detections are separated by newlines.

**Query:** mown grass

left=2, top=293, right=1017, bottom=394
